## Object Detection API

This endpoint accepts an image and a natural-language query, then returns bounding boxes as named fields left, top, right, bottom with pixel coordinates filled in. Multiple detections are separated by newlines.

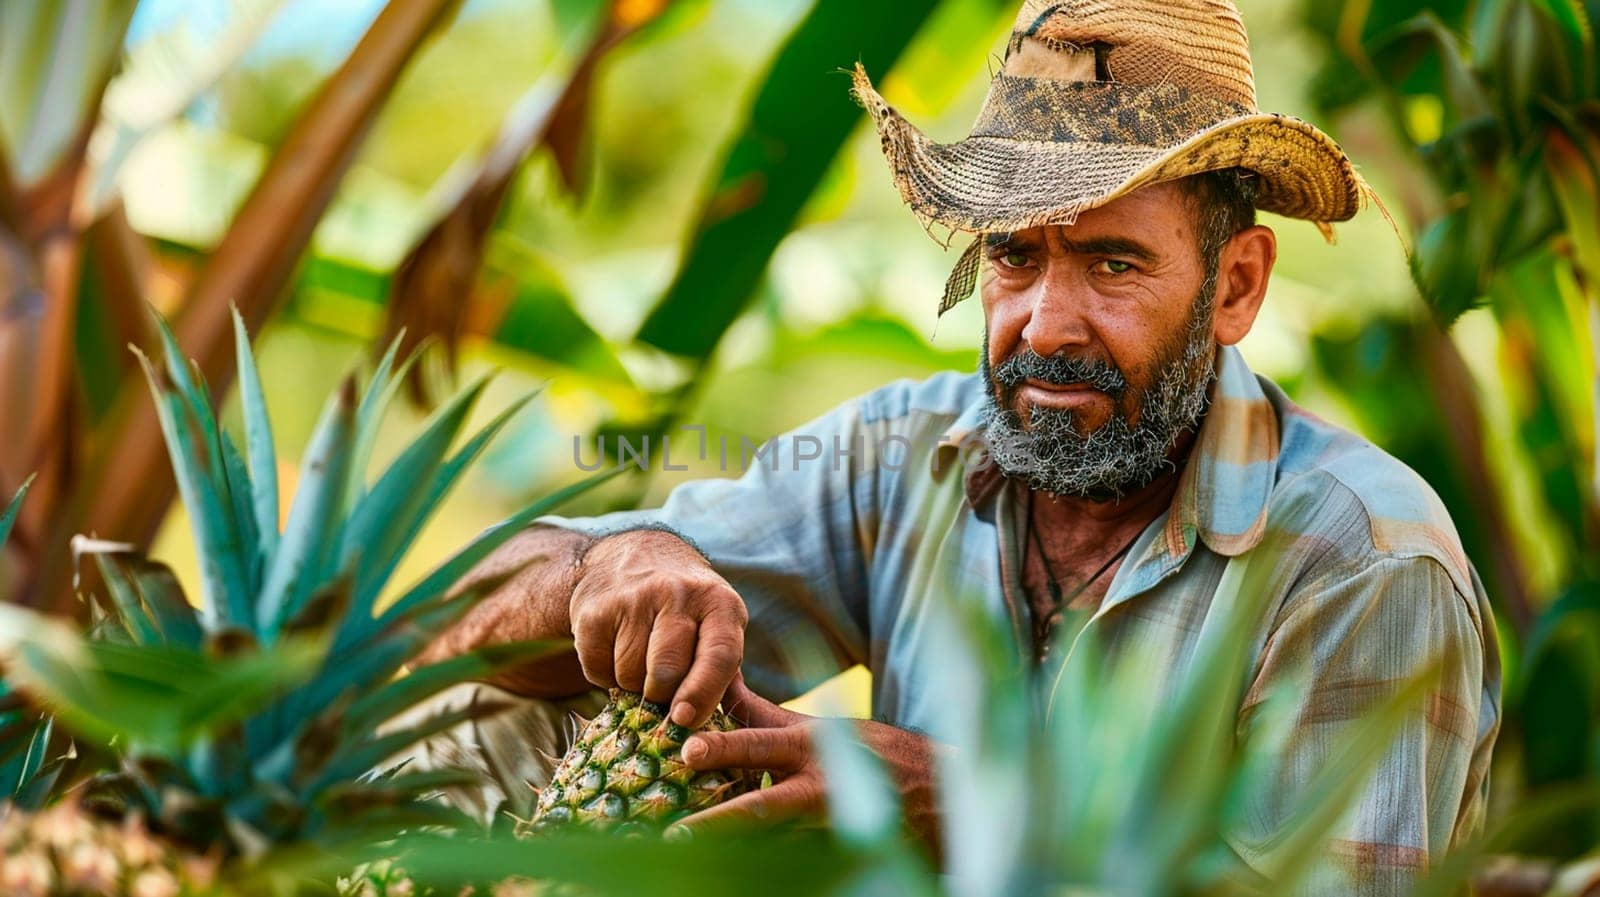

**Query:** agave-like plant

left=0, top=308, right=615, bottom=880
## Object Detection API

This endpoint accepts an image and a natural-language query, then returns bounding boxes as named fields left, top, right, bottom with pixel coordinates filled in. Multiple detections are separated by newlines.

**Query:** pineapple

left=0, top=800, right=218, bottom=897
left=0, top=308, right=614, bottom=886
left=524, top=689, right=760, bottom=834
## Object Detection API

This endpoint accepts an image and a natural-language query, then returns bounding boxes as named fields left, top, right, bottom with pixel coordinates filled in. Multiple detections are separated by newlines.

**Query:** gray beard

left=979, top=287, right=1219, bottom=500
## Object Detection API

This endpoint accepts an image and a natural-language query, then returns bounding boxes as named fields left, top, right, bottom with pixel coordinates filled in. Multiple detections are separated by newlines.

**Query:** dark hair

left=1178, top=168, right=1260, bottom=264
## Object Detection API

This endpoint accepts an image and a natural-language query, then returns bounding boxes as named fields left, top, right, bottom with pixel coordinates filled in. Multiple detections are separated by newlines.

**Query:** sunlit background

left=78, top=0, right=1554, bottom=717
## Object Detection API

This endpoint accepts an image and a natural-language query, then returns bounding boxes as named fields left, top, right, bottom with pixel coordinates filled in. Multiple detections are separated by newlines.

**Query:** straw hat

left=852, top=0, right=1374, bottom=312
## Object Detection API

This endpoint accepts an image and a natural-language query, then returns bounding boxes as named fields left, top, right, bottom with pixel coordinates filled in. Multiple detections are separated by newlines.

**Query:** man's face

left=979, top=182, right=1220, bottom=498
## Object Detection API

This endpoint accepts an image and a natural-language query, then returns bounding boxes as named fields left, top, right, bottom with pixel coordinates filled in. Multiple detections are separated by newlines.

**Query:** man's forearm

left=415, top=524, right=595, bottom=697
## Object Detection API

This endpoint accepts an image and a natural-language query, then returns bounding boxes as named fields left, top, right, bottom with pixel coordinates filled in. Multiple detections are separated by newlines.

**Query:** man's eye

left=1095, top=259, right=1135, bottom=275
left=1000, top=252, right=1031, bottom=268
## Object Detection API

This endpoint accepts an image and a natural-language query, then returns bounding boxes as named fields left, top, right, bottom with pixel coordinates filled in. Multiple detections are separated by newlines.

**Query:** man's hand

left=674, top=677, right=944, bottom=855
left=570, top=529, right=748, bottom=729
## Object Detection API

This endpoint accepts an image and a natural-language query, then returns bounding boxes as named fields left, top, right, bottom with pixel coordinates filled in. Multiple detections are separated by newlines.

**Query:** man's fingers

left=671, top=779, right=822, bottom=836
left=612, top=618, right=651, bottom=693
left=668, top=613, right=744, bottom=728
left=571, top=610, right=617, bottom=690
left=682, top=725, right=807, bottom=773
left=642, top=614, right=697, bottom=705
left=722, top=674, right=802, bottom=728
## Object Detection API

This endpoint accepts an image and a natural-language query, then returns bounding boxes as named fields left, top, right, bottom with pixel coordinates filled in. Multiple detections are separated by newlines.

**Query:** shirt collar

left=1169, top=344, right=1280, bottom=558
left=932, top=345, right=1281, bottom=557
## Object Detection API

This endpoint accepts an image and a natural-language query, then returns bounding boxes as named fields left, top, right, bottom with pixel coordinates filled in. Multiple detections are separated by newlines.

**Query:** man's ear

left=1211, top=225, right=1276, bottom=346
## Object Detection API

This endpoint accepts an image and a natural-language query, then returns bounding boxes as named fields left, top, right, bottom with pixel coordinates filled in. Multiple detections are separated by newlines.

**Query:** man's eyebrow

left=1060, top=237, right=1160, bottom=263
left=982, top=232, right=1160, bottom=262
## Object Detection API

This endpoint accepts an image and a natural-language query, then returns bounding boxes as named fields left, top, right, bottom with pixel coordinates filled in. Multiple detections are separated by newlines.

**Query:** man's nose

left=1020, top=269, right=1093, bottom=358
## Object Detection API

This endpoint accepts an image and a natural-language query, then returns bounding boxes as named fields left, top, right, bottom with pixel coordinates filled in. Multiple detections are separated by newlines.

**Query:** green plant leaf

left=0, top=605, right=317, bottom=754
left=341, top=639, right=570, bottom=736
left=257, top=377, right=357, bottom=639
left=347, top=330, right=414, bottom=507
left=91, top=550, right=203, bottom=650
left=1533, top=0, right=1594, bottom=45
left=342, top=374, right=491, bottom=598
left=1369, top=12, right=1493, bottom=125
left=1545, top=123, right=1600, bottom=289
left=812, top=716, right=902, bottom=847
left=232, top=306, right=280, bottom=563
left=0, top=473, right=33, bottom=548
left=366, top=464, right=627, bottom=639
left=220, top=432, right=264, bottom=593
left=1411, top=206, right=1491, bottom=323
left=1115, top=540, right=1285, bottom=875
left=307, top=699, right=512, bottom=794
left=92, top=547, right=164, bottom=646
left=349, top=389, right=538, bottom=619
left=633, top=0, right=950, bottom=360
left=267, top=828, right=874, bottom=897
left=135, top=348, right=253, bottom=628
left=292, top=577, right=497, bottom=735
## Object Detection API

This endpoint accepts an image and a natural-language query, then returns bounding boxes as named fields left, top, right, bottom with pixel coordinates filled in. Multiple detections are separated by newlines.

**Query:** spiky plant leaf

left=0, top=474, right=32, bottom=548
left=0, top=312, right=623, bottom=863
left=36, top=322, right=623, bottom=862
left=295, top=588, right=483, bottom=725
left=256, top=378, right=357, bottom=638
left=341, top=640, right=570, bottom=737
left=136, top=349, right=253, bottom=628
left=366, top=465, right=625, bottom=644
left=340, top=374, right=491, bottom=603
left=348, top=389, right=538, bottom=619
left=0, top=605, right=318, bottom=755
left=221, top=431, right=265, bottom=590
left=232, top=307, right=280, bottom=563
left=309, top=700, right=515, bottom=796
left=91, top=545, right=164, bottom=647
left=348, top=330, right=411, bottom=499
left=0, top=479, right=80, bottom=811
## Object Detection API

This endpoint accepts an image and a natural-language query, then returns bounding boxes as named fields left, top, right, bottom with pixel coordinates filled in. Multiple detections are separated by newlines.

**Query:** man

left=419, top=0, right=1499, bottom=889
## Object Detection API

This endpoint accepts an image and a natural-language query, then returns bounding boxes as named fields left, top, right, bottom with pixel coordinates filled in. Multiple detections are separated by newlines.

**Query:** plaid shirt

left=544, top=345, right=1500, bottom=893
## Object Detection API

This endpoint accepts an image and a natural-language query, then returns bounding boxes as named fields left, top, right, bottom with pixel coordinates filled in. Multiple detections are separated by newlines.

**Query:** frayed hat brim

left=852, top=64, right=1373, bottom=239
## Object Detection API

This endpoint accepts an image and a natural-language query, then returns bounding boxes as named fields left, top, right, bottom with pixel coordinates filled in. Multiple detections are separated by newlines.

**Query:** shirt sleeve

left=537, top=400, right=879, bottom=702
left=1228, top=554, right=1492, bottom=897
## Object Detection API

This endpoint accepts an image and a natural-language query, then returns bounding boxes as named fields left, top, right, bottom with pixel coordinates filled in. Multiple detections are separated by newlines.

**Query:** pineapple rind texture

left=0, top=801, right=218, bottom=897
left=525, top=690, right=758, bottom=833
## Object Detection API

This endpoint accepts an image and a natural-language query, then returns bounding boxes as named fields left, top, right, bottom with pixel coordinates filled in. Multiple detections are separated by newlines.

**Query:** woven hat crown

left=1007, top=0, right=1257, bottom=108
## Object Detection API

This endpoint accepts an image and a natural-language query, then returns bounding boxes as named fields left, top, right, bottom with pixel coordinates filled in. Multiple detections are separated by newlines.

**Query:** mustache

left=991, top=349, right=1128, bottom=397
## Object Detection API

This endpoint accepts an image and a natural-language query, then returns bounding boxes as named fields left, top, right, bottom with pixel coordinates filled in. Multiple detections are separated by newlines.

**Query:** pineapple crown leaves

left=0, top=604, right=322, bottom=759
left=40, top=307, right=621, bottom=855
